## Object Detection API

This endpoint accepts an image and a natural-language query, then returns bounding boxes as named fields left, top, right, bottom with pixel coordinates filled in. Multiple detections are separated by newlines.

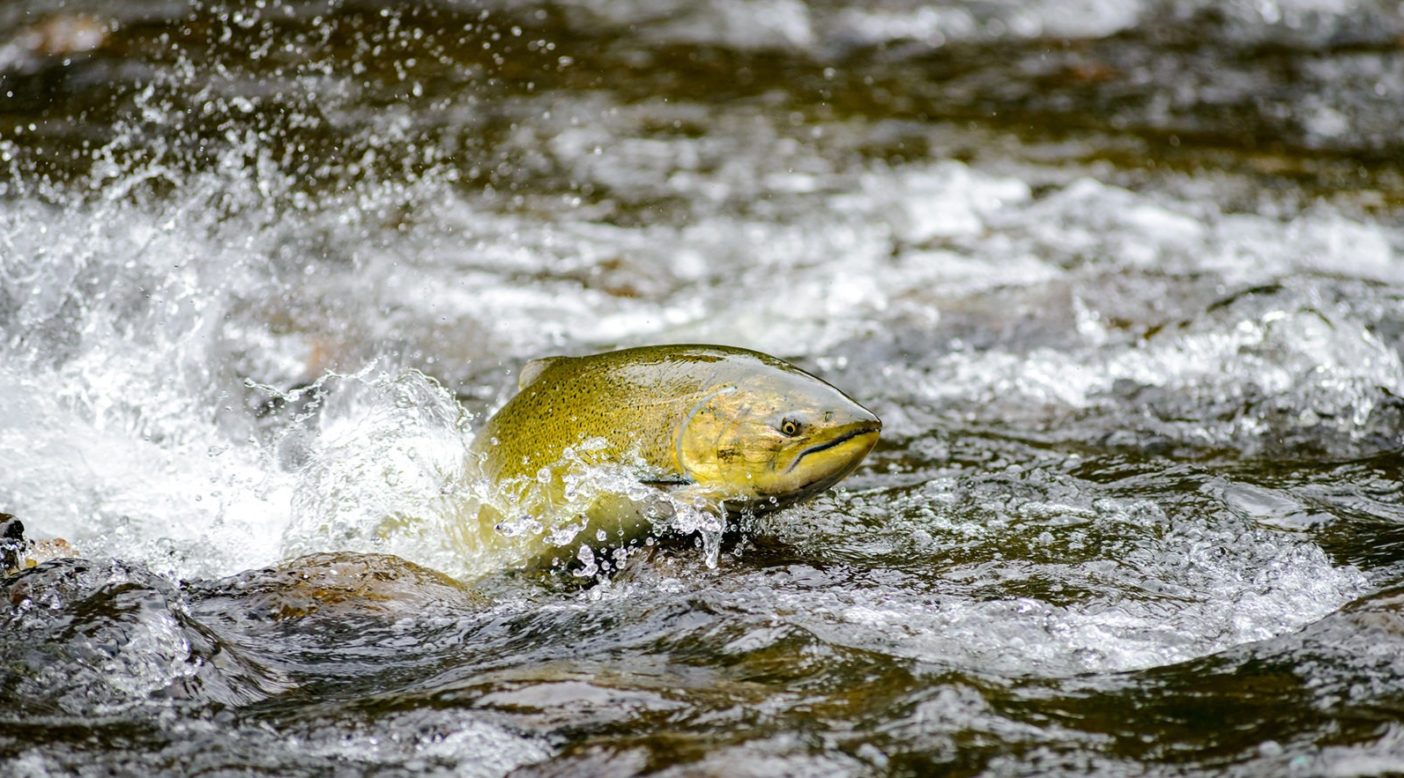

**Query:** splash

left=270, top=370, right=729, bottom=580
left=272, top=368, right=483, bottom=576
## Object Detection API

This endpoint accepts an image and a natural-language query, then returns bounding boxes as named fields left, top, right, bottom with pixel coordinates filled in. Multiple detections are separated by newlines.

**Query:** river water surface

left=3, top=1, right=1404, bottom=775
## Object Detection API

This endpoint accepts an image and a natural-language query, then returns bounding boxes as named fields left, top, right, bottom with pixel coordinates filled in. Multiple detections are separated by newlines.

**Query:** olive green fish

left=468, top=344, right=880, bottom=568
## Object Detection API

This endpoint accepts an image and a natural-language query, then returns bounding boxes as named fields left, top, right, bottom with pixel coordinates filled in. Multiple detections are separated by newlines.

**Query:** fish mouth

left=734, top=420, right=878, bottom=512
left=785, top=420, right=882, bottom=475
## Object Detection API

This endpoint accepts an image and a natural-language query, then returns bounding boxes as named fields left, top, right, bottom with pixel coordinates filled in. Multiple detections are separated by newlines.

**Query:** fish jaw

left=779, top=417, right=881, bottom=501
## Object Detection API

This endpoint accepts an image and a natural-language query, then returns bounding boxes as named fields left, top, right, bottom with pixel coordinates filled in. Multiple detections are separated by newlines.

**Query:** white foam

left=829, top=0, right=1143, bottom=50
left=293, top=709, right=554, bottom=775
left=749, top=528, right=1367, bottom=676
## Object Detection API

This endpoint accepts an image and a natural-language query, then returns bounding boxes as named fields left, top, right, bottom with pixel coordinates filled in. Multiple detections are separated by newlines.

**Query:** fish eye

left=779, top=417, right=803, bottom=437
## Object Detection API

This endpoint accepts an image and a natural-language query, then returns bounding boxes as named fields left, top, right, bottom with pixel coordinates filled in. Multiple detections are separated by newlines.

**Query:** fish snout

left=844, top=417, right=882, bottom=461
left=847, top=403, right=882, bottom=441
left=786, top=409, right=881, bottom=478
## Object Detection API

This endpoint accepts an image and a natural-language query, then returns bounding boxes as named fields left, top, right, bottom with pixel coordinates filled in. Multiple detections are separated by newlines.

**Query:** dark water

left=3, top=1, right=1404, bottom=774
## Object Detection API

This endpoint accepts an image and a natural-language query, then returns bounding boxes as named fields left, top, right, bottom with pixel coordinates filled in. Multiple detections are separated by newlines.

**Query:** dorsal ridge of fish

left=517, top=356, right=570, bottom=389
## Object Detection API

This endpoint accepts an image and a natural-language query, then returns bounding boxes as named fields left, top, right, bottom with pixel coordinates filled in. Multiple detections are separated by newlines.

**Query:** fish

left=467, top=344, right=881, bottom=569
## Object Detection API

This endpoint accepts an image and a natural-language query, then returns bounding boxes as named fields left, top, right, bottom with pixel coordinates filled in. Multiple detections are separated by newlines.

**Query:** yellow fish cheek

left=673, top=386, right=735, bottom=481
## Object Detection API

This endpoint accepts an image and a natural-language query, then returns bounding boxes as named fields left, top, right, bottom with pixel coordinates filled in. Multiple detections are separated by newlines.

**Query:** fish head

left=674, top=362, right=881, bottom=509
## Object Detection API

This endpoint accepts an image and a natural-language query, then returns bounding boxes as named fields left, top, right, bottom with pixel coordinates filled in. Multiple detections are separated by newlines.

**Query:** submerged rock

left=184, top=551, right=490, bottom=625
left=0, top=558, right=291, bottom=715
left=0, top=513, right=79, bottom=578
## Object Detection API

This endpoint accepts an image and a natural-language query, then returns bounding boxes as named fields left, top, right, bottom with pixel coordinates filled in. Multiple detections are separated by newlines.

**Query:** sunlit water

left=3, top=0, right=1404, bottom=774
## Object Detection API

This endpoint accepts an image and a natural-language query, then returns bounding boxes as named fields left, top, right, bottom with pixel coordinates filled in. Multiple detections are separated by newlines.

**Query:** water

left=2, top=0, right=1403, bottom=774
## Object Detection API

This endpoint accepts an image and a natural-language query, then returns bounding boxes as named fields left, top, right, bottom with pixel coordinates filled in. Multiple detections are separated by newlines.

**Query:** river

left=3, top=1, right=1404, bottom=774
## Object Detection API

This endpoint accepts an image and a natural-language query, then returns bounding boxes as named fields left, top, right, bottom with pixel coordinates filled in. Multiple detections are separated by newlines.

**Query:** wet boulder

left=0, top=558, right=289, bottom=716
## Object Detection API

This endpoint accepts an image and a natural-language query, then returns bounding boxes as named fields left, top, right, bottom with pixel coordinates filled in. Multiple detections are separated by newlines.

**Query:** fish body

left=469, top=345, right=880, bottom=566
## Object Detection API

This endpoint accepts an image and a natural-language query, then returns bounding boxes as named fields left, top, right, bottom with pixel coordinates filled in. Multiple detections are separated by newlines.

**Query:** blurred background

left=3, top=1, right=1404, bottom=775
